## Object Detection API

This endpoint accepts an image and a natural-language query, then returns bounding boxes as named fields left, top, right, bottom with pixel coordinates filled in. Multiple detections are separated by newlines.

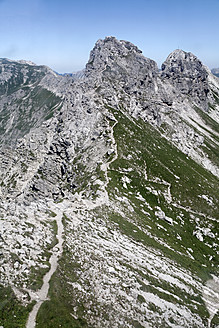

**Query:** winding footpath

left=25, top=118, right=118, bottom=327
left=26, top=204, right=64, bottom=328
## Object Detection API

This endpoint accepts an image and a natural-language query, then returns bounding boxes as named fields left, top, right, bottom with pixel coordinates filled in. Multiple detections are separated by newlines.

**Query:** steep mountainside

left=0, top=37, right=218, bottom=328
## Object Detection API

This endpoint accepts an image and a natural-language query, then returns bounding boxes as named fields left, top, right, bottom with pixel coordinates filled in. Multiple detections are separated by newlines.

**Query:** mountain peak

left=161, top=48, right=205, bottom=72
left=85, top=36, right=147, bottom=75
left=161, top=49, right=210, bottom=108
left=166, top=48, right=195, bottom=60
left=91, top=36, right=142, bottom=56
left=85, top=36, right=159, bottom=98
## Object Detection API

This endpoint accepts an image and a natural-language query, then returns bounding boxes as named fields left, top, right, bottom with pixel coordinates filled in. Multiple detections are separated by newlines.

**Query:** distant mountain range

left=211, top=68, right=219, bottom=77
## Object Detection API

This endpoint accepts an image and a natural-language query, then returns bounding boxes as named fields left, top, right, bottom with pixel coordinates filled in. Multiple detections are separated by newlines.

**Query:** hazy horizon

left=0, top=0, right=218, bottom=73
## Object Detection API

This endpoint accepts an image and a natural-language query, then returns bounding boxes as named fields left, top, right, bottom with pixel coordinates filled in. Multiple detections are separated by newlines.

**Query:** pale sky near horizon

left=0, top=0, right=218, bottom=73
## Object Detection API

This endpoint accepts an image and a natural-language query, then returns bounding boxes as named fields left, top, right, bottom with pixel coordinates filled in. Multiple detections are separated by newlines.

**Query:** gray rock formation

left=86, top=36, right=159, bottom=93
left=161, top=49, right=212, bottom=110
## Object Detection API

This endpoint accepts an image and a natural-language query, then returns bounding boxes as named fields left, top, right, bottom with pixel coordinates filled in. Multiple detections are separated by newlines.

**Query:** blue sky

left=0, top=0, right=218, bottom=73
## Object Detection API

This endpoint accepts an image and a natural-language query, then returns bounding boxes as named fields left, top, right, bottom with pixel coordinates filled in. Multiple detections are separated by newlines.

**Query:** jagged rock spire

left=161, top=49, right=211, bottom=108
left=85, top=36, right=158, bottom=76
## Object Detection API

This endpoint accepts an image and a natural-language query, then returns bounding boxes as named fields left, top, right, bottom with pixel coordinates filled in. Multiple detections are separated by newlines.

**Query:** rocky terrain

left=0, top=36, right=218, bottom=328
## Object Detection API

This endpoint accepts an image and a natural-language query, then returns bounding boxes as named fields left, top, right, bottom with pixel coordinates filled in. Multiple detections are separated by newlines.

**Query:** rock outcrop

left=161, top=49, right=212, bottom=110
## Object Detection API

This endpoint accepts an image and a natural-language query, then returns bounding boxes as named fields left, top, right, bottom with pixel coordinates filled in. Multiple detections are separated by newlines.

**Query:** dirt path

left=26, top=205, right=64, bottom=328
left=26, top=116, right=118, bottom=327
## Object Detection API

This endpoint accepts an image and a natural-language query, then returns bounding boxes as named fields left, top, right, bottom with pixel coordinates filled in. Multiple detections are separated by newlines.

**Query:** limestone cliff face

left=86, top=36, right=159, bottom=94
left=84, top=37, right=219, bottom=175
left=161, top=49, right=212, bottom=110
left=0, top=38, right=218, bottom=328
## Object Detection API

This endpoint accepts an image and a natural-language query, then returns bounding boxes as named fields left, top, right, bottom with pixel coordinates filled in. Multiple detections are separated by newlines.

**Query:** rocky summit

left=0, top=37, right=219, bottom=328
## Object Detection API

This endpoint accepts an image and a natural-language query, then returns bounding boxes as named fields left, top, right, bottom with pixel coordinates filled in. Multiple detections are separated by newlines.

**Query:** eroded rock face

left=86, top=36, right=159, bottom=96
left=161, top=49, right=211, bottom=109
